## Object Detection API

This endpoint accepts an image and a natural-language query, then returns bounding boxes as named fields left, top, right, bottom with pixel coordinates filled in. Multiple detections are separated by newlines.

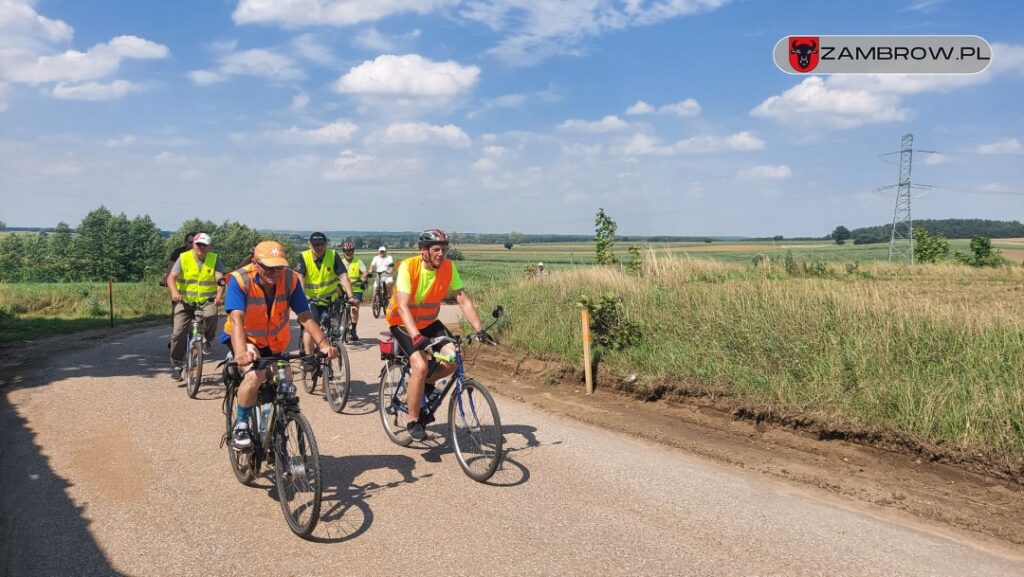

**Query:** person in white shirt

left=369, top=246, right=396, bottom=301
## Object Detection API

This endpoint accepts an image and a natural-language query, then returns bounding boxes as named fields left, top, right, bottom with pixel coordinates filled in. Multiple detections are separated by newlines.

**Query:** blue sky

left=1, top=0, right=1021, bottom=237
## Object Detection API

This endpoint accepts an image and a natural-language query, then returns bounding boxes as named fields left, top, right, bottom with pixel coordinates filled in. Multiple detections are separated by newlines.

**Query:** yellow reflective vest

left=177, top=251, right=218, bottom=304
left=301, top=248, right=340, bottom=302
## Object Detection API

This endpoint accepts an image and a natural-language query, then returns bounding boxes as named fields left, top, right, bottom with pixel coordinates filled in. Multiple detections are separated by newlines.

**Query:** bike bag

left=378, top=332, right=394, bottom=359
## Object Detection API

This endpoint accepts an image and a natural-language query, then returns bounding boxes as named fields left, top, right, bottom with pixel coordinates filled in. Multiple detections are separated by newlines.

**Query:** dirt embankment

left=463, top=347, right=1024, bottom=546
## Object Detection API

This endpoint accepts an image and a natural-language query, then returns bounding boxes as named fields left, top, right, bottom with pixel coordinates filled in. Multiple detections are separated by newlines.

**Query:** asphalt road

left=2, top=306, right=1023, bottom=577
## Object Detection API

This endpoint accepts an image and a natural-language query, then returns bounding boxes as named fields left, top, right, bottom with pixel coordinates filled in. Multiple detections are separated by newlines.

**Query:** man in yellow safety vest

left=295, top=232, right=355, bottom=361
left=166, top=232, right=224, bottom=381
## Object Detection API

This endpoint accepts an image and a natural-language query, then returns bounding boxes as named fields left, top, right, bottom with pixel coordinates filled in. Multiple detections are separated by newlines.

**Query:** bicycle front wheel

left=371, top=293, right=382, bottom=318
left=300, top=360, right=318, bottom=394
left=186, top=340, right=203, bottom=399
left=378, top=361, right=412, bottom=446
left=274, top=412, right=322, bottom=538
left=323, top=343, right=351, bottom=413
left=449, top=378, right=503, bottom=482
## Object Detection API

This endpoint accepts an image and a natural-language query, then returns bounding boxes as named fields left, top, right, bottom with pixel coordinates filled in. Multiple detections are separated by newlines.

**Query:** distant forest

left=848, top=219, right=1024, bottom=245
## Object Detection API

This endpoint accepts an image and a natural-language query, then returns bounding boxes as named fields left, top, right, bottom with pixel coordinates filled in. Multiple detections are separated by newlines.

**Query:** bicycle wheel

left=186, top=340, right=203, bottom=399
left=339, top=305, right=351, bottom=343
left=274, top=412, right=322, bottom=538
left=371, top=292, right=382, bottom=318
left=225, top=384, right=256, bottom=486
left=448, top=378, right=503, bottom=482
left=323, top=343, right=351, bottom=413
left=378, top=361, right=412, bottom=446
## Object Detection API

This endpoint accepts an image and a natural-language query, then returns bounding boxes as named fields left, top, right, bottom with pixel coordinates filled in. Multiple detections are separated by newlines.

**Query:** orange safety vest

left=223, top=264, right=298, bottom=352
left=387, top=256, right=452, bottom=329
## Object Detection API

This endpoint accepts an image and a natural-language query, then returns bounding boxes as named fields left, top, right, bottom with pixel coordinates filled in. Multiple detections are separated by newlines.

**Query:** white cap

left=537, top=262, right=544, bottom=267
left=378, top=246, right=387, bottom=252
left=193, top=233, right=212, bottom=245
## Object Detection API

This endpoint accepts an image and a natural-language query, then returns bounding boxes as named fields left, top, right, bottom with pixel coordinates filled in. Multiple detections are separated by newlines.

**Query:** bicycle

left=299, top=299, right=352, bottom=413
left=184, top=298, right=215, bottom=399
left=378, top=305, right=504, bottom=482
left=371, top=272, right=390, bottom=319
left=221, top=352, right=323, bottom=538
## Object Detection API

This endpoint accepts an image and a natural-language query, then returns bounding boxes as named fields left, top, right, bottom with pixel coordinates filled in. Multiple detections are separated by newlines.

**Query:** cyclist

left=340, top=242, right=368, bottom=341
left=387, top=228, right=495, bottom=441
left=295, top=232, right=356, bottom=364
left=166, top=232, right=224, bottom=381
left=369, top=245, right=395, bottom=303
left=222, top=240, right=338, bottom=451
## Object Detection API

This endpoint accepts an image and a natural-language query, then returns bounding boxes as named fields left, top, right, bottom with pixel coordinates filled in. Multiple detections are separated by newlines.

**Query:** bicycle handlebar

left=227, top=351, right=324, bottom=370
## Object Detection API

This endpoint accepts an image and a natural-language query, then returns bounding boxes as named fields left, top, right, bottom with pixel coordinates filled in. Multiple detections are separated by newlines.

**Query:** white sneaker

left=230, top=422, right=252, bottom=451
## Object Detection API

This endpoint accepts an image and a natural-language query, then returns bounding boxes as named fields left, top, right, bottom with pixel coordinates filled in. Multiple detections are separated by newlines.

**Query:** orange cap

left=253, top=241, right=288, bottom=267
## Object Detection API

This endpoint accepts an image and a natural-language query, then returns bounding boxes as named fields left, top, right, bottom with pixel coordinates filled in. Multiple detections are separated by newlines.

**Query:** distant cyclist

left=369, top=245, right=395, bottom=301
left=166, top=233, right=224, bottom=381
left=222, top=241, right=337, bottom=450
left=387, top=228, right=494, bottom=441
left=295, top=232, right=355, bottom=364
left=340, top=242, right=368, bottom=341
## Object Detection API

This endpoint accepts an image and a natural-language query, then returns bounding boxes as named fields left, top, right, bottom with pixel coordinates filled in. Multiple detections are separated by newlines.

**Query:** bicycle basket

left=378, top=332, right=394, bottom=359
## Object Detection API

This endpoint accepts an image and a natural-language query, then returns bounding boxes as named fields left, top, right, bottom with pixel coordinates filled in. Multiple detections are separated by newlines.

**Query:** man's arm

left=395, top=290, right=421, bottom=338
left=214, top=272, right=225, bottom=306
left=166, top=262, right=182, bottom=303
left=453, top=289, right=484, bottom=333
left=229, top=310, right=255, bottom=365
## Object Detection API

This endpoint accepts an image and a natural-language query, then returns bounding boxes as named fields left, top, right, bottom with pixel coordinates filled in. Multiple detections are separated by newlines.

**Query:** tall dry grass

left=484, top=257, right=1024, bottom=455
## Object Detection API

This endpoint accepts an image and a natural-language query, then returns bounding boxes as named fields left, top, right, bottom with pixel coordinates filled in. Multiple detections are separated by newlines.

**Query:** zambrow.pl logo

left=774, top=35, right=992, bottom=74
left=789, top=37, right=819, bottom=72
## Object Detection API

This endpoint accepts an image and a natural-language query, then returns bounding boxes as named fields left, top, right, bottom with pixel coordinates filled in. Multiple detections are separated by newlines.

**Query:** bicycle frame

left=385, top=339, right=467, bottom=422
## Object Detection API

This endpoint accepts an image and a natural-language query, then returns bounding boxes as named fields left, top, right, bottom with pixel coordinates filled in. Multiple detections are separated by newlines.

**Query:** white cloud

left=333, top=54, right=479, bottom=101
left=751, top=76, right=908, bottom=129
left=0, top=82, right=8, bottom=111
left=461, top=0, right=730, bottom=66
left=233, top=0, right=458, bottom=27
left=321, top=149, right=421, bottom=181
left=52, top=79, right=145, bottom=100
left=559, top=115, right=629, bottom=133
left=105, top=135, right=137, bottom=147
left=626, top=100, right=655, bottom=115
left=191, top=48, right=305, bottom=85
left=922, top=152, right=948, bottom=165
left=2, top=34, right=169, bottom=86
left=975, top=138, right=1023, bottom=154
left=0, top=0, right=73, bottom=47
left=675, top=131, right=764, bottom=153
left=269, top=121, right=360, bottom=145
left=622, top=133, right=674, bottom=156
left=659, top=98, right=701, bottom=117
left=370, top=122, right=471, bottom=148
left=483, top=145, right=508, bottom=157
left=739, top=165, right=792, bottom=180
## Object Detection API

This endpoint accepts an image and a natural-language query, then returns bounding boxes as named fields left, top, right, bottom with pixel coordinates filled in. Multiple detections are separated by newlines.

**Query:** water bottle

left=259, top=404, right=271, bottom=435
left=428, top=378, right=447, bottom=405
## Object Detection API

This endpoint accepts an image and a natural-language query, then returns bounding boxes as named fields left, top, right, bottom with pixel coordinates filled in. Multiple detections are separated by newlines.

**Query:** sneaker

left=230, top=422, right=252, bottom=451
left=407, top=420, right=427, bottom=441
left=171, top=365, right=184, bottom=382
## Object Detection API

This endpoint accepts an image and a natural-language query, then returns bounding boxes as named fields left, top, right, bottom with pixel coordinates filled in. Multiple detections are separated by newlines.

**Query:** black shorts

left=390, top=320, right=451, bottom=357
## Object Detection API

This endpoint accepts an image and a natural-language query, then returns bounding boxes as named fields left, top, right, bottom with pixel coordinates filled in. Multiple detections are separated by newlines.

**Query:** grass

left=479, top=256, right=1024, bottom=457
left=0, top=282, right=169, bottom=343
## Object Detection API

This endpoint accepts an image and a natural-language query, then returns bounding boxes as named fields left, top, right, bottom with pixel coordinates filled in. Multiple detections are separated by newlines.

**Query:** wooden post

left=108, top=279, right=114, bottom=327
left=581, top=309, right=593, bottom=395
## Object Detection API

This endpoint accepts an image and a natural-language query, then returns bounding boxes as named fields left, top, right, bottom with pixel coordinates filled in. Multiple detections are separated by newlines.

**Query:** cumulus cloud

left=269, top=121, right=360, bottom=144
left=739, top=165, right=792, bottom=180
left=334, top=54, right=479, bottom=98
left=751, top=76, right=908, bottom=129
left=291, top=33, right=335, bottom=65
left=472, top=157, right=499, bottom=172
left=52, top=79, right=146, bottom=101
left=626, top=100, right=655, bottom=115
left=621, top=134, right=674, bottom=156
left=559, top=115, right=629, bottom=133
left=233, top=0, right=458, bottom=27
left=191, top=48, right=305, bottom=85
left=291, top=92, right=310, bottom=111
left=675, top=131, right=764, bottom=153
left=975, top=137, right=1023, bottom=154
left=370, top=122, right=471, bottom=148
left=2, top=33, right=169, bottom=86
left=321, top=149, right=422, bottom=181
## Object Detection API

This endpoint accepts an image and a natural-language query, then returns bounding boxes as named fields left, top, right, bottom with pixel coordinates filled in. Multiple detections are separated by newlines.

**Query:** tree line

left=0, top=207, right=298, bottom=283
left=844, top=219, right=1024, bottom=245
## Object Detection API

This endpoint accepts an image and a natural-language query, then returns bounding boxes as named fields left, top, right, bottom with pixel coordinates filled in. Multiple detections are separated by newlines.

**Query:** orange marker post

left=581, top=309, right=593, bottom=395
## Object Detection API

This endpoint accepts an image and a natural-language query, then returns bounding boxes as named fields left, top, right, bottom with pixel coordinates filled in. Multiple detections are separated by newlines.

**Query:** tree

left=773, top=235, right=784, bottom=241
left=509, top=230, right=525, bottom=245
left=0, top=234, right=26, bottom=282
left=594, top=208, right=618, bottom=265
left=956, top=236, right=1005, bottom=267
left=831, top=225, right=851, bottom=245
left=49, top=222, right=75, bottom=281
left=912, top=227, right=949, bottom=264
left=503, top=241, right=513, bottom=250
left=71, top=206, right=113, bottom=281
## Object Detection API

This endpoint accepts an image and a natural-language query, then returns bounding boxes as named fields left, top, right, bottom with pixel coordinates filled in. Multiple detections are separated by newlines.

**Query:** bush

left=577, top=293, right=640, bottom=351
left=447, top=246, right=464, bottom=260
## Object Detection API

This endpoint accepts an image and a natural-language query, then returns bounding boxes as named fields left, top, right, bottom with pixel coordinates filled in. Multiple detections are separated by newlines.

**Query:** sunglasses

left=311, top=243, right=326, bottom=249
left=258, top=263, right=285, bottom=272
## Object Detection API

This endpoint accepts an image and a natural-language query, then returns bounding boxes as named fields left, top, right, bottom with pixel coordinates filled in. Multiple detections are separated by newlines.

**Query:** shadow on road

left=0, top=392, right=126, bottom=577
